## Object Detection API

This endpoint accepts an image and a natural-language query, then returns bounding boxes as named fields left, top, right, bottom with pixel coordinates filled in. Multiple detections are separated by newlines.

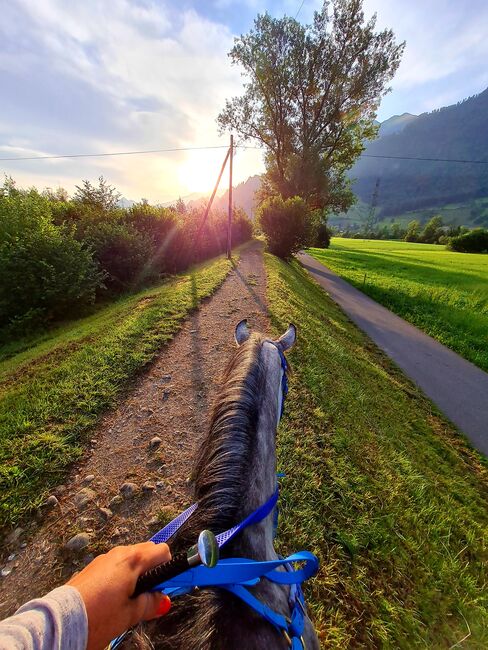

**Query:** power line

left=241, top=146, right=488, bottom=164
left=295, top=0, right=306, bottom=20
left=0, top=144, right=229, bottom=162
left=1, top=143, right=487, bottom=166
left=362, top=153, right=488, bottom=164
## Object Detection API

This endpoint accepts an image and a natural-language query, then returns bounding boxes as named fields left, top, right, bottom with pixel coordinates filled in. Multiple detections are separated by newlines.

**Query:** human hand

left=67, top=541, right=172, bottom=650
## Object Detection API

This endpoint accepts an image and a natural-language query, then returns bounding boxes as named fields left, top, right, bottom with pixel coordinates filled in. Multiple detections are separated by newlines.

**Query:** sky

left=1, top=0, right=487, bottom=203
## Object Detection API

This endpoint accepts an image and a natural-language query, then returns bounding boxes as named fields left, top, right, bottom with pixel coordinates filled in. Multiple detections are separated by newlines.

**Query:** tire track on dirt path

left=0, top=242, right=269, bottom=616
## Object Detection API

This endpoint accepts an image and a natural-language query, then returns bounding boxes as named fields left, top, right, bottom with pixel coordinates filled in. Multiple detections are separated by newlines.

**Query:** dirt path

left=0, top=243, right=269, bottom=616
left=299, top=252, right=488, bottom=457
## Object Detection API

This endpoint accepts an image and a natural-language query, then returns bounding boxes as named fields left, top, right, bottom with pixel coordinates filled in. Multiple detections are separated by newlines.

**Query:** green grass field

left=265, top=253, right=487, bottom=648
left=308, top=239, right=488, bottom=372
left=0, top=253, right=234, bottom=529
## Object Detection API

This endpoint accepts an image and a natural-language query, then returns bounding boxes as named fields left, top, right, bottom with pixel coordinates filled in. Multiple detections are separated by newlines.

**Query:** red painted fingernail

left=156, top=595, right=171, bottom=617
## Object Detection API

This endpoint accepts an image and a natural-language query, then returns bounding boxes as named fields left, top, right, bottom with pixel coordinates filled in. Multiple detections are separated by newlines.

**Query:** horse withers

left=141, top=320, right=319, bottom=649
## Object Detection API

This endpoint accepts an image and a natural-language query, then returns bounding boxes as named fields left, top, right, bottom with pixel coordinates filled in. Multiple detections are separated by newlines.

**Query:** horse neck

left=230, top=340, right=281, bottom=562
left=192, top=337, right=282, bottom=562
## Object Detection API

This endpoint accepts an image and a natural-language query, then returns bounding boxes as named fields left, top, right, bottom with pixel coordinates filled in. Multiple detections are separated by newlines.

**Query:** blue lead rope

left=151, top=489, right=279, bottom=548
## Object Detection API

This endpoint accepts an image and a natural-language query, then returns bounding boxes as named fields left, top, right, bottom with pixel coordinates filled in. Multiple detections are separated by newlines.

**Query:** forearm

left=0, top=585, right=88, bottom=650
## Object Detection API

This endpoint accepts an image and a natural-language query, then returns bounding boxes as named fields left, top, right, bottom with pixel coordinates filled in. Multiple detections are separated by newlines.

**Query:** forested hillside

left=351, top=88, right=488, bottom=219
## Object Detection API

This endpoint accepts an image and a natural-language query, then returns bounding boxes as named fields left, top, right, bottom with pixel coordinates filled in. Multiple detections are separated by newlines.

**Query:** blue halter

left=110, top=480, right=317, bottom=649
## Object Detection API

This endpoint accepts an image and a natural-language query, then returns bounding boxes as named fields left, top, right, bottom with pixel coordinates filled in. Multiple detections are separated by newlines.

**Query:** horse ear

left=277, top=323, right=296, bottom=351
left=235, top=319, right=250, bottom=345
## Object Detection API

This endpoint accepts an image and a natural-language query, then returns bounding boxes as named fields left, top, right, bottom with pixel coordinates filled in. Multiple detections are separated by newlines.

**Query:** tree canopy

left=218, top=0, right=404, bottom=212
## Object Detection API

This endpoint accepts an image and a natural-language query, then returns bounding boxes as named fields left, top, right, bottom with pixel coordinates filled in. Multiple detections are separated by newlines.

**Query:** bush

left=170, top=206, right=253, bottom=270
left=257, top=195, right=314, bottom=259
left=419, top=215, right=444, bottom=244
left=404, top=220, right=421, bottom=242
left=447, top=228, right=488, bottom=253
left=82, top=220, right=153, bottom=292
left=127, top=202, right=180, bottom=274
left=0, top=189, right=103, bottom=332
left=0, top=176, right=254, bottom=336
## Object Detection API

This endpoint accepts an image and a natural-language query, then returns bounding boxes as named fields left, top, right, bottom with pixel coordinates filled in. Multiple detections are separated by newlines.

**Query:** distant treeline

left=335, top=215, right=488, bottom=252
left=335, top=215, right=480, bottom=245
left=0, top=176, right=252, bottom=337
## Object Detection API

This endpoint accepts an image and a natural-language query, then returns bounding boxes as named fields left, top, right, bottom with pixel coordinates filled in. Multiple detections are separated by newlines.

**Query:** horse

left=138, top=319, right=319, bottom=649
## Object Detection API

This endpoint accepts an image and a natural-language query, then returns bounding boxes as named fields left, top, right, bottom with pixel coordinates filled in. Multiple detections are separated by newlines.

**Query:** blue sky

left=1, top=0, right=487, bottom=202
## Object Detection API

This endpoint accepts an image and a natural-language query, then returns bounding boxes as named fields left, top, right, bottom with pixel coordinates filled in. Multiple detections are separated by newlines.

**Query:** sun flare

left=177, top=154, right=224, bottom=195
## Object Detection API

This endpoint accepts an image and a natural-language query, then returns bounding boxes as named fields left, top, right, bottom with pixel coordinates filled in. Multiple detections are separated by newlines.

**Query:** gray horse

left=142, top=320, right=319, bottom=649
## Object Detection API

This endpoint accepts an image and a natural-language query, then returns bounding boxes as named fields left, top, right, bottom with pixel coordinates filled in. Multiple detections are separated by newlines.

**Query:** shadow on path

left=189, top=273, right=208, bottom=414
left=231, top=255, right=268, bottom=314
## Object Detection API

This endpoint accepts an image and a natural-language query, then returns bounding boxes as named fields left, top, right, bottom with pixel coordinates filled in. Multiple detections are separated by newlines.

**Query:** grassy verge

left=308, top=239, right=488, bottom=372
left=265, top=253, right=487, bottom=648
left=0, top=253, right=234, bottom=530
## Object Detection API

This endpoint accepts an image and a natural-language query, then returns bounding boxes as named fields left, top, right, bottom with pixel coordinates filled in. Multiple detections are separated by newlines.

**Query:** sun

left=177, top=154, right=224, bottom=195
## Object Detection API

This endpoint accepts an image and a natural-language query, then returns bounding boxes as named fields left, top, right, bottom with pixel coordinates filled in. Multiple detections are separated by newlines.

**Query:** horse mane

left=137, top=333, right=280, bottom=650
left=190, top=331, right=267, bottom=541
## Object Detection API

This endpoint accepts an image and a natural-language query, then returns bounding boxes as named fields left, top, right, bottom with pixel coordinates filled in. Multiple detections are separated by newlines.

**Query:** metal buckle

left=282, top=629, right=292, bottom=646
left=282, top=629, right=307, bottom=649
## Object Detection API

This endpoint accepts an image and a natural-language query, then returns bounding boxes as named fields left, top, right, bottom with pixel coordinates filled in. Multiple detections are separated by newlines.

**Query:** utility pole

left=227, top=134, right=234, bottom=259
left=195, top=146, right=230, bottom=242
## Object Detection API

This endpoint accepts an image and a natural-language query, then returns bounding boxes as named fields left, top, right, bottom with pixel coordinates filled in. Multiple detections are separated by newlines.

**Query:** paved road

left=298, top=252, right=488, bottom=457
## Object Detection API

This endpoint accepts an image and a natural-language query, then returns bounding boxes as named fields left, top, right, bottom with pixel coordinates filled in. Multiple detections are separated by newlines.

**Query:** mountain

left=118, top=196, right=135, bottom=208
left=350, top=88, right=488, bottom=220
left=186, top=175, right=261, bottom=218
left=161, top=191, right=208, bottom=208
left=214, top=175, right=261, bottom=217
left=378, top=112, right=418, bottom=137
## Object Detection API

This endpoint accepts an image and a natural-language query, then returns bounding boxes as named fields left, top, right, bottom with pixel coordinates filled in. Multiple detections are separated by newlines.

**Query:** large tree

left=218, top=0, right=404, bottom=212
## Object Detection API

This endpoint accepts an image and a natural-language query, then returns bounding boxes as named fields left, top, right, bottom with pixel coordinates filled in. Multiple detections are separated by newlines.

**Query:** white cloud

left=0, top=0, right=264, bottom=202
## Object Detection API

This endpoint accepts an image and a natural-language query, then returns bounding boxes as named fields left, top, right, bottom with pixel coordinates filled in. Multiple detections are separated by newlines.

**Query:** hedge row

left=0, top=179, right=252, bottom=336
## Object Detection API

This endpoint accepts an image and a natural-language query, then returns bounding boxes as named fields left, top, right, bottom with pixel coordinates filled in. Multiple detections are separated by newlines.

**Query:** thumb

left=141, top=592, right=172, bottom=621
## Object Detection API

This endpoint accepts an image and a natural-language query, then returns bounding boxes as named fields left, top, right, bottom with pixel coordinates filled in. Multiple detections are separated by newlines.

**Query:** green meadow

left=265, top=253, right=487, bottom=648
left=308, top=239, right=488, bottom=372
